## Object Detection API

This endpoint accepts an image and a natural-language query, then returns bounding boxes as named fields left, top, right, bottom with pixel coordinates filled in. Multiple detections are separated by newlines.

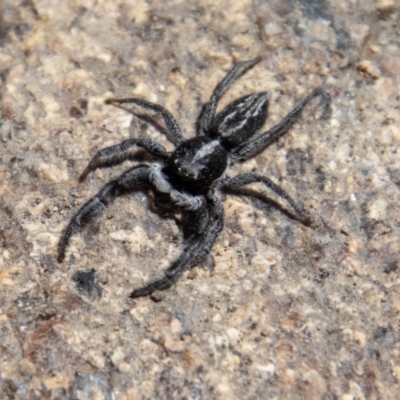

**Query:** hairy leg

left=222, top=173, right=311, bottom=224
left=58, top=166, right=150, bottom=262
left=191, top=193, right=224, bottom=265
left=79, top=138, right=168, bottom=181
left=232, top=87, right=330, bottom=162
left=130, top=193, right=224, bottom=298
left=106, top=98, right=183, bottom=145
left=198, top=57, right=261, bottom=135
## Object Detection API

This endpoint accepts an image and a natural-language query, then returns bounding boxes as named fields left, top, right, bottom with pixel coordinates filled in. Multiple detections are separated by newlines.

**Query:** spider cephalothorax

left=169, top=137, right=228, bottom=186
left=58, top=57, right=328, bottom=299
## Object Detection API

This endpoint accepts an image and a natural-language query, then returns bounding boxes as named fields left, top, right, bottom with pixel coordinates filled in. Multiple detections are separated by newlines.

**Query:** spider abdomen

left=212, top=92, right=270, bottom=149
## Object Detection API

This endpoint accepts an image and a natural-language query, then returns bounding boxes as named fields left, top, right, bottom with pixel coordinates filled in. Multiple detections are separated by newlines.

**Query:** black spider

left=58, top=57, right=328, bottom=299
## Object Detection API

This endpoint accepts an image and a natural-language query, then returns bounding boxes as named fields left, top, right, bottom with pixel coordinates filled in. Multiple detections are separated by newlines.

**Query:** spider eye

left=197, top=165, right=207, bottom=175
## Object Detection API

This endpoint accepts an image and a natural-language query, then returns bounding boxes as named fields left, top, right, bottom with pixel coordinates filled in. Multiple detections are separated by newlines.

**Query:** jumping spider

left=58, top=57, right=328, bottom=299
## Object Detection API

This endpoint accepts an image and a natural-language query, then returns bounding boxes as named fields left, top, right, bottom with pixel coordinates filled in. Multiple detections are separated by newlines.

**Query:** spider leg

left=106, top=98, right=184, bottom=146
left=184, top=201, right=224, bottom=268
left=222, top=173, right=311, bottom=224
left=130, top=193, right=224, bottom=298
left=231, top=87, right=329, bottom=163
left=58, top=165, right=150, bottom=262
left=197, top=57, right=261, bottom=135
left=79, top=138, right=169, bottom=181
left=190, top=193, right=224, bottom=265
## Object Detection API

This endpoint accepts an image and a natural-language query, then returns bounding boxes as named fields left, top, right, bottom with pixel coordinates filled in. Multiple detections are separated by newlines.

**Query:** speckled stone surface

left=1, top=0, right=400, bottom=399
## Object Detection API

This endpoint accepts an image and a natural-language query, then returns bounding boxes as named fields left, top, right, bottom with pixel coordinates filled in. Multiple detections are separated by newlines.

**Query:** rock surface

left=1, top=0, right=399, bottom=399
